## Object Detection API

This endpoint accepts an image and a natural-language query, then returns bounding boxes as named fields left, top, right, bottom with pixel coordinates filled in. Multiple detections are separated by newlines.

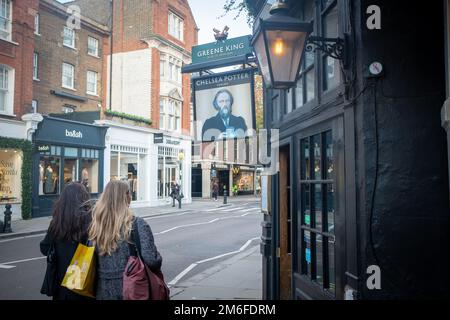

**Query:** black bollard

left=223, top=185, right=228, bottom=204
left=0, top=215, right=3, bottom=233
left=3, top=204, right=12, bottom=233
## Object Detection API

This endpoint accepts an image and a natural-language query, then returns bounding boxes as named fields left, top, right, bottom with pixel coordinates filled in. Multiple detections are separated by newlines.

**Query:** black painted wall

left=357, top=0, right=450, bottom=298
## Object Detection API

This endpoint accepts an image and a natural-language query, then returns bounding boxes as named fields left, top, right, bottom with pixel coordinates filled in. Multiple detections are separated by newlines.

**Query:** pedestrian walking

left=212, top=181, right=219, bottom=201
left=40, top=182, right=93, bottom=300
left=88, top=180, right=162, bottom=300
left=170, top=182, right=177, bottom=207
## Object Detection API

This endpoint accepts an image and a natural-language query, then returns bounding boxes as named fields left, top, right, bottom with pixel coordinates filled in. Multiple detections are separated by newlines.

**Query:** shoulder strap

left=128, top=218, right=141, bottom=258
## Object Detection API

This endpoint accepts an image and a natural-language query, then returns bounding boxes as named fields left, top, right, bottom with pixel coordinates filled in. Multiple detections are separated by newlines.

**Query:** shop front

left=32, top=117, right=107, bottom=218
left=231, top=166, right=255, bottom=195
left=99, top=120, right=191, bottom=207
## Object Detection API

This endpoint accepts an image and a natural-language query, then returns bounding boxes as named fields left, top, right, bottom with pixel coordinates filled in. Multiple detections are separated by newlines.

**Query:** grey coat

left=95, top=217, right=162, bottom=300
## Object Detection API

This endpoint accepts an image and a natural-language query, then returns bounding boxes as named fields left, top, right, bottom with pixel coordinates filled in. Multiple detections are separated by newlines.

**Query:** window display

left=39, top=156, right=60, bottom=195
left=110, top=148, right=148, bottom=202
left=81, top=159, right=98, bottom=193
left=232, top=170, right=254, bottom=194
left=0, top=149, right=22, bottom=201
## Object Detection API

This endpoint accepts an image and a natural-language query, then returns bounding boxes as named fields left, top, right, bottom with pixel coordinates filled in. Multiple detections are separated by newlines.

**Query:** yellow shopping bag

left=61, top=242, right=96, bottom=298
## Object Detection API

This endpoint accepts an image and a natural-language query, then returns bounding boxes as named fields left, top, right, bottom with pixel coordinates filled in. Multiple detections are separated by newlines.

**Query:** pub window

left=300, top=130, right=335, bottom=295
left=295, top=50, right=315, bottom=108
left=322, top=1, right=341, bottom=91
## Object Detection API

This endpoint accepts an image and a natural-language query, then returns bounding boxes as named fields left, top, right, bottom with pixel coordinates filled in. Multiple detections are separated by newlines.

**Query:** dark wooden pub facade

left=256, top=0, right=450, bottom=299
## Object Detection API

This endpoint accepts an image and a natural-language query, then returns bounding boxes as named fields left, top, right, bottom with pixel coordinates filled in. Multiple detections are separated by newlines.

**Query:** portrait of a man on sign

left=194, top=70, right=254, bottom=142
left=201, top=89, right=247, bottom=140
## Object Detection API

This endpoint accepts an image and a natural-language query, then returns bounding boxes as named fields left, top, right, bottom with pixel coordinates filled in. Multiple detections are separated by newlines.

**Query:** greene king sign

left=192, top=35, right=253, bottom=64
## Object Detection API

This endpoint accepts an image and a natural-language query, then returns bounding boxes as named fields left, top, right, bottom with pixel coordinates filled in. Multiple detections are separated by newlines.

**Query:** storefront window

left=110, top=146, right=149, bottom=201
left=157, top=146, right=182, bottom=199
left=63, top=147, right=78, bottom=186
left=158, top=156, right=163, bottom=198
left=81, top=159, right=98, bottom=193
left=39, top=156, right=60, bottom=195
left=0, top=149, right=22, bottom=201
left=120, top=153, right=138, bottom=201
left=232, top=170, right=254, bottom=193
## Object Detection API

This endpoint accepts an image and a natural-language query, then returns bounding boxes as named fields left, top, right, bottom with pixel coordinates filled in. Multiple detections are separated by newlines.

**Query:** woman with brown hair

left=40, top=182, right=93, bottom=300
left=89, top=180, right=162, bottom=300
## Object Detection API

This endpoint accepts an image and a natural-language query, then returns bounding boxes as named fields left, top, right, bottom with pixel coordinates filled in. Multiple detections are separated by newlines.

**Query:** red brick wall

left=106, top=0, right=198, bottom=131
left=33, top=3, right=109, bottom=115
left=0, top=0, right=38, bottom=119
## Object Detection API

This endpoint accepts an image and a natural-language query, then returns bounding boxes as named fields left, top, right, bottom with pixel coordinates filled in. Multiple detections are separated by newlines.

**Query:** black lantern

left=252, top=0, right=347, bottom=90
left=251, top=1, right=312, bottom=89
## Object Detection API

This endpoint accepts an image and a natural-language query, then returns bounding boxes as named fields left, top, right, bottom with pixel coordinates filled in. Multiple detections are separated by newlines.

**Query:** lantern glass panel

left=266, top=29, right=308, bottom=85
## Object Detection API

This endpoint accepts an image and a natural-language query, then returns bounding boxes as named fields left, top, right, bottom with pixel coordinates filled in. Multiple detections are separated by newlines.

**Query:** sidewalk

left=0, top=196, right=260, bottom=240
left=170, top=245, right=262, bottom=300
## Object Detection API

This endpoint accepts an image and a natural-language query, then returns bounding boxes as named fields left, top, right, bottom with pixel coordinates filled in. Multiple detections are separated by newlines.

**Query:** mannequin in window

left=39, top=164, right=44, bottom=195
left=81, top=168, right=89, bottom=192
left=44, top=165, right=54, bottom=194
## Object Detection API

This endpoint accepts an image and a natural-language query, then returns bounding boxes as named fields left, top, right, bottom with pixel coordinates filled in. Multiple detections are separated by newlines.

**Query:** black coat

left=202, top=113, right=247, bottom=141
left=40, top=232, right=94, bottom=300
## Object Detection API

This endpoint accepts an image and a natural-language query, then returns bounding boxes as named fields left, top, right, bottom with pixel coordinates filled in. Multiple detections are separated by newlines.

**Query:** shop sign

left=154, top=133, right=164, bottom=144
left=232, top=167, right=240, bottom=175
left=192, top=35, right=252, bottom=64
left=37, top=145, right=50, bottom=152
left=166, top=138, right=180, bottom=145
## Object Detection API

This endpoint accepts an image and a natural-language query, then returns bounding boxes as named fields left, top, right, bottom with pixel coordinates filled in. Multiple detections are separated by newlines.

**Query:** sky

left=59, top=0, right=253, bottom=46
left=187, top=0, right=252, bottom=45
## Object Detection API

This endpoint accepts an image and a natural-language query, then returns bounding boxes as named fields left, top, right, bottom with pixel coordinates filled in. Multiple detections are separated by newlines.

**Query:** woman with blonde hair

left=89, top=180, right=162, bottom=300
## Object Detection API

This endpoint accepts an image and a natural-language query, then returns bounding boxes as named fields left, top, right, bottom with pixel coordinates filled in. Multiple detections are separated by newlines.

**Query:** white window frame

left=0, top=0, right=12, bottom=41
left=86, top=70, right=98, bottom=95
left=88, top=36, right=99, bottom=57
left=63, top=26, right=75, bottom=49
left=0, top=64, right=14, bottom=115
left=160, top=60, right=165, bottom=78
left=33, top=52, right=39, bottom=80
left=168, top=11, right=184, bottom=41
left=159, top=99, right=165, bottom=130
left=62, top=63, right=75, bottom=90
left=34, top=13, right=40, bottom=35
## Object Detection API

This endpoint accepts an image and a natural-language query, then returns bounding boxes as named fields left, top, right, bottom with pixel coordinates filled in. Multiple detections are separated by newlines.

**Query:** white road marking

left=0, top=233, right=45, bottom=244
left=205, top=207, right=227, bottom=212
left=0, top=256, right=46, bottom=269
left=168, top=237, right=260, bottom=287
left=144, top=211, right=191, bottom=220
left=168, top=263, right=197, bottom=286
left=221, top=206, right=246, bottom=212
left=154, top=211, right=259, bottom=235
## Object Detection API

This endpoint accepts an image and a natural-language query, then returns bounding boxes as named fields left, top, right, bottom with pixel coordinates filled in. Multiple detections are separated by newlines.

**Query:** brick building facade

left=33, top=0, right=109, bottom=116
left=0, top=0, right=38, bottom=119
